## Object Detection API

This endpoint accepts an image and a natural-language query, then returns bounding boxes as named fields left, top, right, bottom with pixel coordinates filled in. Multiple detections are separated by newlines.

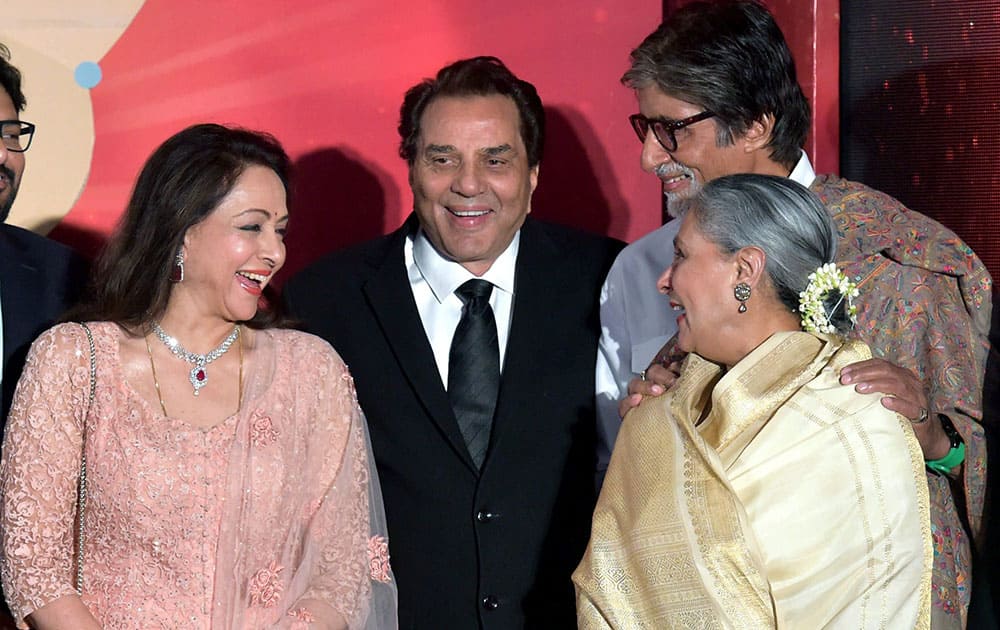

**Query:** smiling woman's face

left=656, top=211, right=745, bottom=365
left=175, top=165, right=289, bottom=323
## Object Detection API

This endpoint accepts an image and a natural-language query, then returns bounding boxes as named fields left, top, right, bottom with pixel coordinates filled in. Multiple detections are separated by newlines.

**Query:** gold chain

left=144, top=325, right=244, bottom=417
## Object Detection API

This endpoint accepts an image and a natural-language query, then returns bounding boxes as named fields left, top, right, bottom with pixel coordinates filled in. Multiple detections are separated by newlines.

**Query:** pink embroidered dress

left=0, top=323, right=397, bottom=629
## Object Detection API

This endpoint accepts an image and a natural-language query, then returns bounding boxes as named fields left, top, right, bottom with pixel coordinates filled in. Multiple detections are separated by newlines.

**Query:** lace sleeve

left=0, top=324, right=91, bottom=624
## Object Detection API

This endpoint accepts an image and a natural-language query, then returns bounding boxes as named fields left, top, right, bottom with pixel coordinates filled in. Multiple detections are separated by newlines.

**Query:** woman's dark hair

left=398, top=56, right=545, bottom=168
left=67, top=123, right=292, bottom=331
left=677, top=174, right=853, bottom=335
left=622, top=1, right=809, bottom=170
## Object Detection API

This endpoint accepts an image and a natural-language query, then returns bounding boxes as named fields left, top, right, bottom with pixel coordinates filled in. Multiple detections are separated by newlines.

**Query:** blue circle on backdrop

left=74, top=61, right=102, bottom=89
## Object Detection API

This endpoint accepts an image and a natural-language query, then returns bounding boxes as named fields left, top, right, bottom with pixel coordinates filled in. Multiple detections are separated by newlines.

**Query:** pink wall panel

left=49, top=0, right=663, bottom=283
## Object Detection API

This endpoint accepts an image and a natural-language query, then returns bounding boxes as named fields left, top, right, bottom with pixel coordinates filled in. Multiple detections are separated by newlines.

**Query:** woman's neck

left=155, top=299, right=238, bottom=354
left=723, top=307, right=802, bottom=369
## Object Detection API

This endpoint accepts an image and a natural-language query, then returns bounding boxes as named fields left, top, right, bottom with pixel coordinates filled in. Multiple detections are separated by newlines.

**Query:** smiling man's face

left=409, top=93, right=538, bottom=277
left=636, top=85, right=758, bottom=217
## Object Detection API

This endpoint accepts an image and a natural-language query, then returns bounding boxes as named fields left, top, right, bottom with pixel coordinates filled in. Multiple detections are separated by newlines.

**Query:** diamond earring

left=734, top=282, right=751, bottom=313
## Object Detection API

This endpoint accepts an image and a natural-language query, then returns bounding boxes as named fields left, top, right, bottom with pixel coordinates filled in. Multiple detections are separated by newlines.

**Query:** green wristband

left=925, top=442, right=966, bottom=475
left=925, top=414, right=965, bottom=475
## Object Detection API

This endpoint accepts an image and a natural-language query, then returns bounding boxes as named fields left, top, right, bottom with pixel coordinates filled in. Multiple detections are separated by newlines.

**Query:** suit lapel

left=488, top=220, right=565, bottom=459
left=362, top=220, right=478, bottom=472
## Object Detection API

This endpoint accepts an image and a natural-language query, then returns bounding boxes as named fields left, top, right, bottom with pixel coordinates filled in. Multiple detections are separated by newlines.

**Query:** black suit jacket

left=284, top=216, right=622, bottom=629
left=0, top=224, right=85, bottom=425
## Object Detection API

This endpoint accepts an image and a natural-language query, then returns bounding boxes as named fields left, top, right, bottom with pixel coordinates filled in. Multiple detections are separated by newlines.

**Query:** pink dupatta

left=210, top=330, right=397, bottom=629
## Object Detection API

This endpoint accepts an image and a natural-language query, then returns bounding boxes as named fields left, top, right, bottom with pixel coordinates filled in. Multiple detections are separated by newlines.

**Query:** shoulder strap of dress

left=75, top=322, right=96, bottom=595
left=80, top=323, right=96, bottom=406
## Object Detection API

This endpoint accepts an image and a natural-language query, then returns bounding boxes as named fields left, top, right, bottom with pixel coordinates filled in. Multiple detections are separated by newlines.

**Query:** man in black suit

left=0, top=44, right=85, bottom=425
left=285, top=57, right=622, bottom=628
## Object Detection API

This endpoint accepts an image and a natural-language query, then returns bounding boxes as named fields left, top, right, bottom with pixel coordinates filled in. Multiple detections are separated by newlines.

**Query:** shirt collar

left=412, top=229, right=520, bottom=304
left=789, top=151, right=817, bottom=188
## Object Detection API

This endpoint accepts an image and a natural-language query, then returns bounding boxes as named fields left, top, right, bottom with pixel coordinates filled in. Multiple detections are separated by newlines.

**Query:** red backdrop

left=47, top=0, right=662, bottom=286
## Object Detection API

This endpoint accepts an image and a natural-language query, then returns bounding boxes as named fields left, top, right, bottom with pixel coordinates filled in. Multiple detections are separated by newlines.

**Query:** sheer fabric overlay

left=0, top=322, right=397, bottom=629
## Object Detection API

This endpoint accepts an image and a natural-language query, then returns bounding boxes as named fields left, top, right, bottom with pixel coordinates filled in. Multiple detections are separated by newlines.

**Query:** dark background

left=841, top=0, right=1000, bottom=281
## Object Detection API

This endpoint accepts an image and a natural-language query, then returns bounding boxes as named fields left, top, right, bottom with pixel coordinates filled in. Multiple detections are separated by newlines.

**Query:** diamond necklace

left=145, top=328, right=243, bottom=415
left=151, top=322, right=240, bottom=396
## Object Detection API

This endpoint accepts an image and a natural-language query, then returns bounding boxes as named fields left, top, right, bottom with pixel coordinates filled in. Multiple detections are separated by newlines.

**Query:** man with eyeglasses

left=597, top=2, right=991, bottom=627
left=0, top=43, right=84, bottom=428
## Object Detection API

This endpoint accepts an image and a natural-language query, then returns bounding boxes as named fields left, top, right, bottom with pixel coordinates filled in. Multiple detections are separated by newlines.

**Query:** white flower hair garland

left=798, top=263, right=859, bottom=334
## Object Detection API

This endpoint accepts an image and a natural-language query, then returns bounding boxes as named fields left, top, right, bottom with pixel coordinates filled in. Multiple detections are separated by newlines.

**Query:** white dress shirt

left=594, top=152, right=817, bottom=476
left=405, top=229, right=519, bottom=389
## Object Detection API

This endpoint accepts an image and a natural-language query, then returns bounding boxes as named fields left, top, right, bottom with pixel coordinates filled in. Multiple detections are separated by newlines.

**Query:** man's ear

left=743, top=114, right=775, bottom=153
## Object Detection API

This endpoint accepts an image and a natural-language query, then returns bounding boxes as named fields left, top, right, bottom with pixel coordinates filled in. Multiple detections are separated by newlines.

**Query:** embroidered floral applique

left=368, top=535, right=392, bottom=583
left=287, top=606, right=315, bottom=628
left=248, top=562, right=284, bottom=607
left=250, top=410, right=279, bottom=447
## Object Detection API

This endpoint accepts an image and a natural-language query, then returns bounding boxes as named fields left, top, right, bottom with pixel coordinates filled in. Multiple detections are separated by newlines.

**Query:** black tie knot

left=456, top=279, right=493, bottom=305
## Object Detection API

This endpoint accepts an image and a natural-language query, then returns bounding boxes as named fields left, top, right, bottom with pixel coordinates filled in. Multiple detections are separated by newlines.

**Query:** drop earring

left=170, top=252, right=185, bottom=283
left=734, top=282, right=751, bottom=313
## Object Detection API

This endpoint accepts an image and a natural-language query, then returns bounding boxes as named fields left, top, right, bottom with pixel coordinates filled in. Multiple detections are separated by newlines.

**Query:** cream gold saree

left=574, top=332, right=931, bottom=629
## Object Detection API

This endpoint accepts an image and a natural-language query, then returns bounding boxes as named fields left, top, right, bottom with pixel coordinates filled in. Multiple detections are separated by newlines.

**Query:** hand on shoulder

left=618, top=360, right=682, bottom=419
left=839, top=357, right=951, bottom=460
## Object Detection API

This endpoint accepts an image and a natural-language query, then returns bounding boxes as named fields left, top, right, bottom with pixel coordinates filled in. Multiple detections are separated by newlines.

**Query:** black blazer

left=284, top=216, right=622, bottom=629
left=0, top=224, right=85, bottom=425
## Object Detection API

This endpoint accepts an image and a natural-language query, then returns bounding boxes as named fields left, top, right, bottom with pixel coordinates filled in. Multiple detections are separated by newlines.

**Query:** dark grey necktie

left=448, top=279, right=500, bottom=469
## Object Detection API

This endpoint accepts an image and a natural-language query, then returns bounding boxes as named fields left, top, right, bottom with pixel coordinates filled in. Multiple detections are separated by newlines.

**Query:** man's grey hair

left=622, top=1, right=810, bottom=169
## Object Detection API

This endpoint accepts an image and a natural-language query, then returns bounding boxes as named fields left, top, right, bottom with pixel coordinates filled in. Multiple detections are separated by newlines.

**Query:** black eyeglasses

left=0, top=120, right=35, bottom=152
left=628, top=111, right=715, bottom=152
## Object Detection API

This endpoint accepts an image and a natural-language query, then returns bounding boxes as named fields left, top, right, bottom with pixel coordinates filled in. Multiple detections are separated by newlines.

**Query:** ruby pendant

left=189, top=364, right=208, bottom=396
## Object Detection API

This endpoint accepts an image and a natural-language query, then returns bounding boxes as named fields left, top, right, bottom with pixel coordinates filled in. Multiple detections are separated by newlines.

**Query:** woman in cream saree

left=574, top=175, right=932, bottom=629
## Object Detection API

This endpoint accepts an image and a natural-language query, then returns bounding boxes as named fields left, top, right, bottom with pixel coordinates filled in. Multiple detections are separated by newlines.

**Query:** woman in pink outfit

left=0, top=124, right=397, bottom=629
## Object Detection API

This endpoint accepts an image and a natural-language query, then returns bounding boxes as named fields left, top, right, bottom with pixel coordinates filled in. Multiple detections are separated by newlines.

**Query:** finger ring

left=640, top=369, right=647, bottom=381
left=911, top=407, right=930, bottom=424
